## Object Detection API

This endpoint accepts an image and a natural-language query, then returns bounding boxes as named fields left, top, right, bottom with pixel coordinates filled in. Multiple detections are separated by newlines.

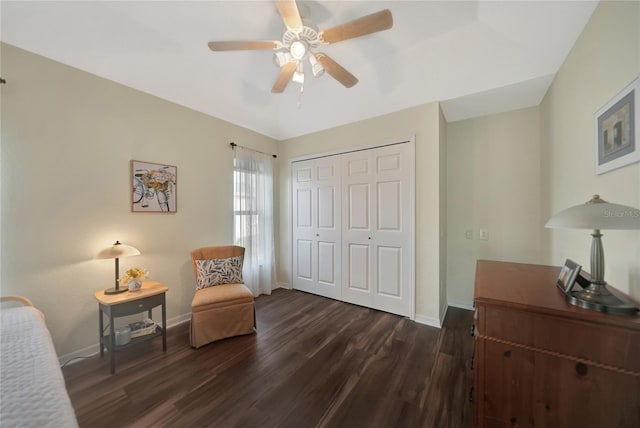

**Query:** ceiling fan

left=208, top=0, right=393, bottom=93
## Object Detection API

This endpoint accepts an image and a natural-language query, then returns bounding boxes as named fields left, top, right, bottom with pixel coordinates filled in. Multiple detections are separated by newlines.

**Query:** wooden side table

left=94, top=281, right=168, bottom=374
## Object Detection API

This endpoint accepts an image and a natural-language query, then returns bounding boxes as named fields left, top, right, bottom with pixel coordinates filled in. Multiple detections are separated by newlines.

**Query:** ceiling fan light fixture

left=309, top=54, right=324, bottom=77
left=273, top=51, right=293, bottom=67
left=290, top=40, right=307, bottom=60
left=292, top=71, right=305, bottom=84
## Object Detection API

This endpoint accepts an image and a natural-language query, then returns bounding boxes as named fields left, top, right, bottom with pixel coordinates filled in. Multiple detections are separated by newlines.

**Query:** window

left=232, top=147, right=276, bottom=296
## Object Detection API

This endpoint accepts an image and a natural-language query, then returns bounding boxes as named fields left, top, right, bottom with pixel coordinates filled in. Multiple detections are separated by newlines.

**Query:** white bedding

left=0, top=306, right=78, bottom=428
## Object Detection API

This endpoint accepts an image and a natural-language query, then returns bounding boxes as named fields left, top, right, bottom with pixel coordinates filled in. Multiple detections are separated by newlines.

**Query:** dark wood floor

left=63, top=289, right=474, bottom=428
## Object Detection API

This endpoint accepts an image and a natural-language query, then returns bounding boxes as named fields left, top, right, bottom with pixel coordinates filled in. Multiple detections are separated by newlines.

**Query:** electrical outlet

left=465, top=230, right=473, bottom=239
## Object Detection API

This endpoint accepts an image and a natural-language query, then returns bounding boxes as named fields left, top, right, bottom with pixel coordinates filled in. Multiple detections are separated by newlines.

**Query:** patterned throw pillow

left=195, top=256, right=244, bottom=290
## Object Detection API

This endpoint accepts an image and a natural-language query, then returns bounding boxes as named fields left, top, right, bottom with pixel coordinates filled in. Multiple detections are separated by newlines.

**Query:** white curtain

left=233, top=146, right=276, bottom=297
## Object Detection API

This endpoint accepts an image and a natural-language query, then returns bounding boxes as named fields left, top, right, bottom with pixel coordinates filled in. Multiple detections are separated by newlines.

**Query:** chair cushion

left=195, top=256, right=243, bottom=290
left=192, top=283, right=253, bottom=312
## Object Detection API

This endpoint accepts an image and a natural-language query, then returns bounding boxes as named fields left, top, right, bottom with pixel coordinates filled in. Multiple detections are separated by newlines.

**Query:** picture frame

left=575, top=272, right=590, bottom=289
left=131, top=160, right=177, bottom=213
left=594, top=76, right=639, bottom=175
left=556, top=259, right=582, bottom=294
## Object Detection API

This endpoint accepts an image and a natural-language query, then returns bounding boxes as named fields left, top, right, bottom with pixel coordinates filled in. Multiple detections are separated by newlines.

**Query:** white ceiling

left=1, top=0, right=598, bottom=140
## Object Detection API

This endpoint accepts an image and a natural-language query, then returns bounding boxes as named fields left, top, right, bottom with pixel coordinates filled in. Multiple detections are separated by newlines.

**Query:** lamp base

left=104, top=287, right=128, bottom=295
left=566, top=282, right=638, bottom=316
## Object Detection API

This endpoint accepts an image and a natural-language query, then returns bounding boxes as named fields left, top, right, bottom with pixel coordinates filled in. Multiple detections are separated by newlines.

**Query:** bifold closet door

left=341, top=143, right=412, bottom=317
left=291, top=157, right=341, bottom=299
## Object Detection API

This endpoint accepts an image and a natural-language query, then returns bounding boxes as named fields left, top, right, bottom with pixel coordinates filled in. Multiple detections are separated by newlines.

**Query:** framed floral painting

left=131, top=160, right=177, bottom=212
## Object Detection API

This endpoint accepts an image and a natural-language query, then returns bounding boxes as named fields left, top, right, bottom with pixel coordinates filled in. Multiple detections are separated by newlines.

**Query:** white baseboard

left=414, top=313, right=442, bottom=328
left=447, top=299, right=475, bottom=311
left=59, top=344, right=100, bottom=367
left=167, top=313, right=191, bottom=327
left=58, top=312, right=191, bottom=366
left=274, top=282, right=291, bottom=290
left=440, top=304, right=448, bottom=327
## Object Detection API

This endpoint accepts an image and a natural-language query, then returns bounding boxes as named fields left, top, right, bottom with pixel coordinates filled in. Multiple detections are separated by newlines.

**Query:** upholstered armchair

left=189, top=246, right=255, bottom=348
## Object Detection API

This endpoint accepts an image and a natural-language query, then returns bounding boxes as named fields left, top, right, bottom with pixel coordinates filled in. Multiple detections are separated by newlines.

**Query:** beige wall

left=446, top=107, right=543, bottom=307
left=278, top=102, right=445, bottom=323
left=0, top=43, right=278, bottom=357
left=541, top=0, right=640, bottom=297
left=445, top=1, right=640, bottom=307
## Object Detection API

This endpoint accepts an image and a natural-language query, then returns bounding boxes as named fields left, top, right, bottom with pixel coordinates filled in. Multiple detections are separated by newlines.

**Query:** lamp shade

left=97, top=241, right=141, bottom=294
left=96, top=241, right=140, bottom=259
left=545, top=195, right=640, bottom=230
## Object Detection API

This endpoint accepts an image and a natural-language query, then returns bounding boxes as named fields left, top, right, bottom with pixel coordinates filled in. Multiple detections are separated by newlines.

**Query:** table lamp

left=96, top=241, right=141, bottom=294
left=545, top=195, right=640, bottom=315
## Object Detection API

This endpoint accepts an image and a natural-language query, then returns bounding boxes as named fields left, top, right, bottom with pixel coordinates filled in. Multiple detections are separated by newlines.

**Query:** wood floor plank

left=63, top=289, right=473, bottom=428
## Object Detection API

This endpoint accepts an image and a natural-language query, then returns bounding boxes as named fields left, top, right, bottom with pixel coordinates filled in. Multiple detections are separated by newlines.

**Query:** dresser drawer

left=109, top=293, right=165, bottom=317
left=480, top=338, right=640, bottom=427
left=481, top=305, right=640, bottom=373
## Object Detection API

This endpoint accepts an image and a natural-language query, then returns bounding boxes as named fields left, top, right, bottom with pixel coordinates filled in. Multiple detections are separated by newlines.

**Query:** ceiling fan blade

left=315, top=53, right=358, bottom=88
left=320, top=9, right=393, bottom=44
left=272, top=62, right=297, bottom=93
left=275, top=0, right=303, bottom=31
left=208, top=41, right=279, bottom=51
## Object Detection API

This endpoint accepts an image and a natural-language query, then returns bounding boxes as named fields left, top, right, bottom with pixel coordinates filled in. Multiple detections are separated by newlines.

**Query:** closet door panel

left=292, top=157, right=341, bottom=299
left=348, top=184, right=370, bottom=230
left=317, top=186, right=335, bottom=229
left=347, top=157, right=369, bottom=175
left=292, top=160, right=318, bottom=294
left=377, top=246, right=402, bottom=297
left=371, top=144, right=412, bottom=316
left=296, top=188, right=313, bottom=228
left=314, top=157, right=341, bottom=298
left=377, top=180, right=401, bottom=231
left=296, top=239, right=314, bottom=280
left=317, top=241, right=336, bottom=285
left=341, top=151, right=374, bottom=307
left=347, top=243, right=370, bottom=292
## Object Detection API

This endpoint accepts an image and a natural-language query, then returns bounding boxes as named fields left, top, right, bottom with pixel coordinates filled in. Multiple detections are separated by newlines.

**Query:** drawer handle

left=470, top=323, right=475, bottom=337
left=575, top=362, right=588, bottom=376
left=138, top=303, right=144, bottom=308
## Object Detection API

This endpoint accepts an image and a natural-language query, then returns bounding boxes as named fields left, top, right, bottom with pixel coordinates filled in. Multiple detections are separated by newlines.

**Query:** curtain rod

left=230, top=142, right=277, bottom=158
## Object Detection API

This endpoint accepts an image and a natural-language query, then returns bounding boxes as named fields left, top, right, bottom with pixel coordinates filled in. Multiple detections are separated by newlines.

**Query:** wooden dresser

left=473, top=260, right=640, bottom=427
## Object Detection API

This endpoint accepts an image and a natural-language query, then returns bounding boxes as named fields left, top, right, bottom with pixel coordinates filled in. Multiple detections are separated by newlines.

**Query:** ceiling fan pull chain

left=297, top=84, right=304, bottom=109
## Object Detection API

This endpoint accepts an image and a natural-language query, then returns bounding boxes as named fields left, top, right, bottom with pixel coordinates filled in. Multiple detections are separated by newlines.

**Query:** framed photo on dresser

left=556, top=259, right=582, bottom=293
